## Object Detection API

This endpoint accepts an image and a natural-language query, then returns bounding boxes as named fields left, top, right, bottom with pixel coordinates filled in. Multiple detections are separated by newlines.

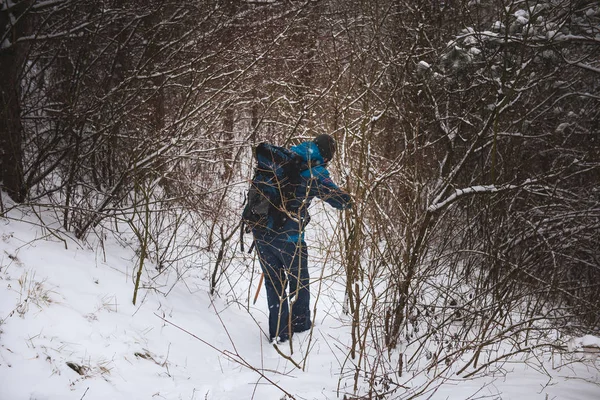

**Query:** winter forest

left=1, top=0, right=599, bottom=399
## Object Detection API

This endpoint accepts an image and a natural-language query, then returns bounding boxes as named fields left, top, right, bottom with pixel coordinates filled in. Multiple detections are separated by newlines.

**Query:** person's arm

left=308, top=165, right=352, bottom=210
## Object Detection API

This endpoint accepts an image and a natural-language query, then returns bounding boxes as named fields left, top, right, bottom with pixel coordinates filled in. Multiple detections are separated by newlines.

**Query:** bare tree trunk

left=0, top=1, right=30, bottom=203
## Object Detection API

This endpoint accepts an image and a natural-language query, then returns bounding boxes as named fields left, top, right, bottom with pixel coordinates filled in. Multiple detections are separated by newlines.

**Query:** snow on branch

left=428, top=183, right=519, bottom=212
left=30, top=0, right=67, bottom=10
left=15, top=22, right=94, bottom=44
left=576, top=62, right=600, bottom=75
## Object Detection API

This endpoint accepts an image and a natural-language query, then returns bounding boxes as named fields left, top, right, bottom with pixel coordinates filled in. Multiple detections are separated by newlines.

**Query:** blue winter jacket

left=253, top=140, right=352, bottom=243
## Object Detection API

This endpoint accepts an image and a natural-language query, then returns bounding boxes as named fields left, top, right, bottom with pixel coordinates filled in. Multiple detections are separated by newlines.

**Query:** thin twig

left=154, top=313, right=297, bottom=399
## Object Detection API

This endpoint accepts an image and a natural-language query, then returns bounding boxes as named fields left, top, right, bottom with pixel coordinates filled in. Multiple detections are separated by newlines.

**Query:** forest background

left=1, top=0, right=599, bottom=399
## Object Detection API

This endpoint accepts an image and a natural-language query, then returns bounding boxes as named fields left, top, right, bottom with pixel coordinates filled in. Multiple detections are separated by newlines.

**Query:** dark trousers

left=255, top=237, right=311, bottom=340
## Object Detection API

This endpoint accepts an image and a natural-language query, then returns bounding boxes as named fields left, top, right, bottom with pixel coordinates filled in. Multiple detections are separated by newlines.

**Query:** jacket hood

left=291, top=141, right=326, bottom=166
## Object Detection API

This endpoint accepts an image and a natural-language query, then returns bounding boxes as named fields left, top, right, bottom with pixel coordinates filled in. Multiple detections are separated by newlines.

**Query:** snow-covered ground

left=1, top=205, right=599, bottom=400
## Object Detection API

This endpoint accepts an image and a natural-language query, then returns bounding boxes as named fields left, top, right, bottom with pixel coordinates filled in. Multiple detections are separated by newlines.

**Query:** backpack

left=242, top=142, right=305, bottom=234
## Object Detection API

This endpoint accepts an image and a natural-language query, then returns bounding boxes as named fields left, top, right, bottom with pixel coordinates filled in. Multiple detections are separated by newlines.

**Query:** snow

left=516, top=16, right=529, bottom=25
left=514, top=9, right=529, bottom=25
left=556, top=122, right=570, bottom=133
left=514, top=9, right=528, bottom=18
left=1, top=204, right=599, bottom=400
left=417, top=61, right=431, bottom=70
left=570, top=335, right=600, bottom=350
left=492, top=21, right=505, bottom=32
left=428, top=184, right=519, bottom=212
left=462, top=35, right=477, bottom=46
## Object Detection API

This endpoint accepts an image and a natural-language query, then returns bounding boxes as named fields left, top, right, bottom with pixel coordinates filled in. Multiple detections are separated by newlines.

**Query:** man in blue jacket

left=252, top=134, right=352, bottom=343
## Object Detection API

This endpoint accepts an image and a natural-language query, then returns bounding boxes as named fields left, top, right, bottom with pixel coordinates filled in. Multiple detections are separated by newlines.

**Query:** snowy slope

left=0, top=205, right=599, bottom=400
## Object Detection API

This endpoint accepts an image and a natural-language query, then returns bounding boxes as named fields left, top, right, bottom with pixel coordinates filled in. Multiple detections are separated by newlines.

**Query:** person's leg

left=255, top=239, right=290, bottom=342
left=284, top=240, right=311, bottom=333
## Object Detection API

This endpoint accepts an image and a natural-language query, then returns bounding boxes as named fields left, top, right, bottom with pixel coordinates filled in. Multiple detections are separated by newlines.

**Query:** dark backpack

left=242, top=142, right=305, bottom=233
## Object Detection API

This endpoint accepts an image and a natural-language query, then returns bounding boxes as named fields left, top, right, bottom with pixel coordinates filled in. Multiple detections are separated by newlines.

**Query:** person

left=252, top=134, right=352, bottom=343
